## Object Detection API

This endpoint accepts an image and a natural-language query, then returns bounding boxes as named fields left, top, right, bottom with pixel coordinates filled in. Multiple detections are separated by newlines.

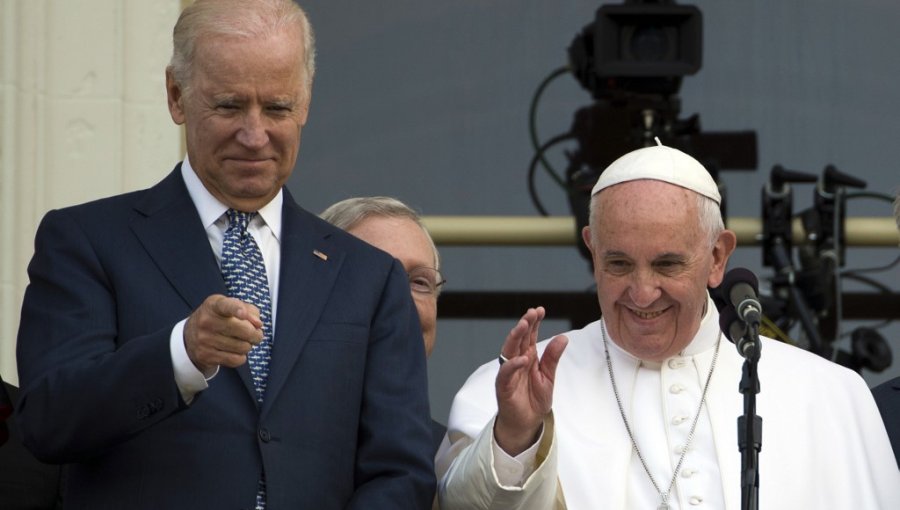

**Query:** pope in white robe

left=436, top=303, right=900, bottom=509
left=435, top=142, right=900, bottom=510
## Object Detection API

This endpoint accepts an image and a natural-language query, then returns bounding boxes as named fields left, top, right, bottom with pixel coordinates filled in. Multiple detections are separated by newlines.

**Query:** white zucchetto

left=590, top=139, right=721, bottom=205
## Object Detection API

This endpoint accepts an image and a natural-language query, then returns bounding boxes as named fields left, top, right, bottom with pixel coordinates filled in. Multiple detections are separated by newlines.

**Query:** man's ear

left=166, top=67, right=186, bottom=125
left=581, top=226, right=594, bottom=257
left=708, top=229, right=737, bottom=288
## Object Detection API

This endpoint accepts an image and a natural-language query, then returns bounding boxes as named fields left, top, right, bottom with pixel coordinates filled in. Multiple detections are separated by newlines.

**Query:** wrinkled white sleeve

left=437, top=414, right=562, bottom=510
left=435, top=344, right=570, bottom=510
left=491, top=424, right=543, bottom=487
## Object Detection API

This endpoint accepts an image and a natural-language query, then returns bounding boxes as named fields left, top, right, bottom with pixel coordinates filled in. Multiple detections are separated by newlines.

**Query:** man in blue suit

left=14, top=1, right=435, bottom=508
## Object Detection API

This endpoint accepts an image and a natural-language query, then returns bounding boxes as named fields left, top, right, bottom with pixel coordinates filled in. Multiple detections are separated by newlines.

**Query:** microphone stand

left=737, top=323, right=762, bottom=510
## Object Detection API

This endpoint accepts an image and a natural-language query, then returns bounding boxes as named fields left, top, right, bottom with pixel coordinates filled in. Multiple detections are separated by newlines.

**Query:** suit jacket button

left=258, top=428, right=271, bottom=443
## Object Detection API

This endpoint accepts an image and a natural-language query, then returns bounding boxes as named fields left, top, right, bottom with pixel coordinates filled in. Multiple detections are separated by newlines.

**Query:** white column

left=0, top=0, right=183, bottom=384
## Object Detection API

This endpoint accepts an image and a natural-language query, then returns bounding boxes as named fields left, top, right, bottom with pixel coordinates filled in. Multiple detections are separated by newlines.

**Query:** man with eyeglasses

left=321, top=196, right=446, bottom=452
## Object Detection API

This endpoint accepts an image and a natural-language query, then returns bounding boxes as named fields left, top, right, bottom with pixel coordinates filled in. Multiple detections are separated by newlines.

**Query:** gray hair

left=589, top=184, right=724, bottom=249
left=169, top=0, right=316, bottom=98
left=320, top=196, right=441, bottom=272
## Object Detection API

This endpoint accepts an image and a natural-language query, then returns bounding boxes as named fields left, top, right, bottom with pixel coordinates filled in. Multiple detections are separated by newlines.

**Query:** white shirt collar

left=680, top=295, right=722, bottom=357
left=180, top=155, right=283, bottom=240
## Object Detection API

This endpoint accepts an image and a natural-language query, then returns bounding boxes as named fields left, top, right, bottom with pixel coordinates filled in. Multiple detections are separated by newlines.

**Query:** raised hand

left=183, top=294, right=264, bottom=374
left=493, top=306, right=568, bottom=456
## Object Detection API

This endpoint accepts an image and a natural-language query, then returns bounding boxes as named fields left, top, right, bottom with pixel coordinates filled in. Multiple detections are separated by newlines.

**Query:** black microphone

left=718, top=304, right=746, bottom=345
left=719, top=268, right=764, bottom=359
left=721, top=268, right=762, bottom=328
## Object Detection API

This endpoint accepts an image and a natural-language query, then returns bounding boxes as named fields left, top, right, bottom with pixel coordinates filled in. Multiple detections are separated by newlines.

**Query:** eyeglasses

left=407, top=266, right=446, bottom=295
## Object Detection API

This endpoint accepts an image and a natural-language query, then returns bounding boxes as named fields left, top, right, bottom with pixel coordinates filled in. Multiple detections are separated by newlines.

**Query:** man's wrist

left=493, top=418, right=543, bottom=457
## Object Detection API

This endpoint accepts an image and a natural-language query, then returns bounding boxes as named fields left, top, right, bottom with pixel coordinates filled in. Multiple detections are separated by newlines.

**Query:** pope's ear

left=708, top=229, right=737, bottom=288
left=581, top=226, right=594, bottom=256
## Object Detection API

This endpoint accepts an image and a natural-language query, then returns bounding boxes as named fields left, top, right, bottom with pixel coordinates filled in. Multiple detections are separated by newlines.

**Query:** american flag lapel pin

left=313, top=249, right=328, bottom=261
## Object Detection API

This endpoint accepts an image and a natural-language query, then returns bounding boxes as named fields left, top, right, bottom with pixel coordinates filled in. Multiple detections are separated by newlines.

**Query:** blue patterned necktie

left=221, top=209, right=272, bottom=510
left=222, top=209, right=274, bottom=402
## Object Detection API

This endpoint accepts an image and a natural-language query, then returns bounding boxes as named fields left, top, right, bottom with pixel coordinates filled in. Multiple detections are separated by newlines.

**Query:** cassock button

left=672, top=415, right=688, bottom=425
left=668, top=358, right=686, bottom=369
left=669, top=384, right=685, bottom=394
left=675, top=444, right=693, bottom=454
left=690, top=496, right=703, bottom=505
left=258, top=428, right=271, bottom=443
left=681, top=468, right=697, bottom=478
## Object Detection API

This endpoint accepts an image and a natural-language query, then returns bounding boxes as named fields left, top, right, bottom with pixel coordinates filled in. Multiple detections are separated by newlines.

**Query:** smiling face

left=166, top=27, right=310, bottom=212
left=348, top=215, right=439, bottom=357
left=582, top=179, right=735, bottom=361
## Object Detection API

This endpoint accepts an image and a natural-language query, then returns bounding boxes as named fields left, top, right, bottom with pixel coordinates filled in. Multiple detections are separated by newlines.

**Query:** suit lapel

left=130, top=168, right=224, bottom=308
left=129, top=166, right=257, bottom=400
left=261, top=192, right=345, bottom=415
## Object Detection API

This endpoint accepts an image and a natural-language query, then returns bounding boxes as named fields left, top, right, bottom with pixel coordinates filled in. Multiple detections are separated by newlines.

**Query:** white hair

left=168, top=0, right=316, bottom=99
left=588, top=184, right=724, bottom=249
left=320, top=196, right=441, bottom=273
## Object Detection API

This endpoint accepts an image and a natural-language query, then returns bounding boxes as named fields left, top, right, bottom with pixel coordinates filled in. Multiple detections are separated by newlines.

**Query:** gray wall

left=288, top=0, right=900, bottom=423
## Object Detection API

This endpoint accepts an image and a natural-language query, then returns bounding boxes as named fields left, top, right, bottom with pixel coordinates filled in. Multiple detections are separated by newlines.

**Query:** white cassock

left=436, top=296, right=900, bottom=509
